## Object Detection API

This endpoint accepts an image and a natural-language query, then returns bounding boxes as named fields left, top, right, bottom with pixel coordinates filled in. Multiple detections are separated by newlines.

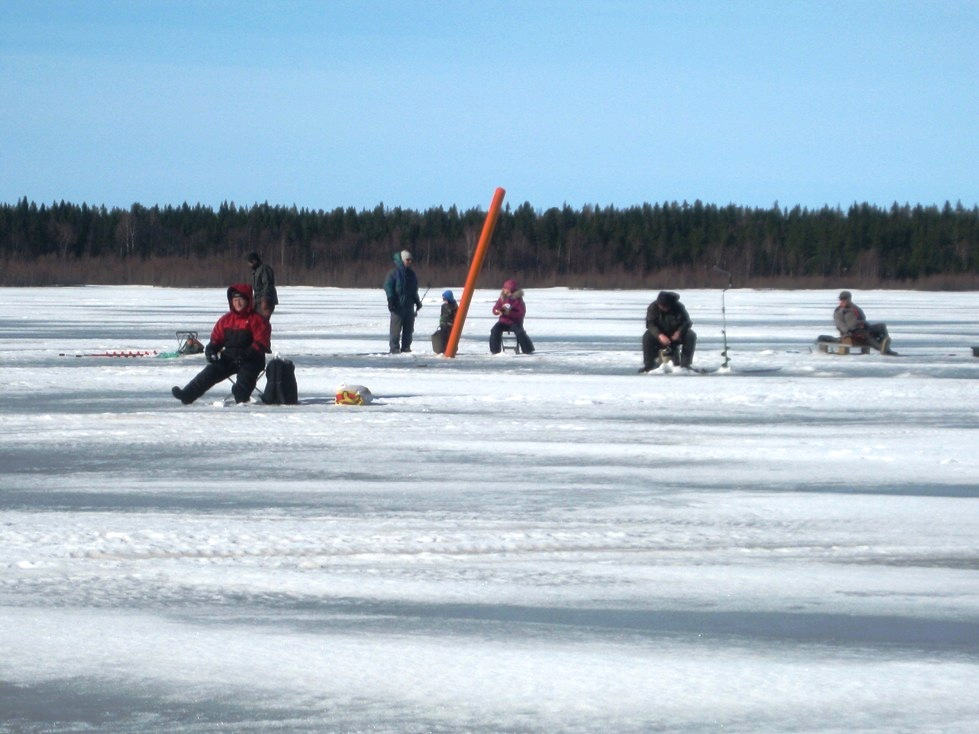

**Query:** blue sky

left=2, top=0, right=976, bottom=212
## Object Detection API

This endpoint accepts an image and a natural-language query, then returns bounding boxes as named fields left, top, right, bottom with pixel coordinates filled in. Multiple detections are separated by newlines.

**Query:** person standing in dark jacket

left=247, top=252, right=278, bottom=320
left=171, top=284, right=271, bottom=404
left=383, top=250, right=422, bottom=353
left=641, top=290, right=697, bottom=371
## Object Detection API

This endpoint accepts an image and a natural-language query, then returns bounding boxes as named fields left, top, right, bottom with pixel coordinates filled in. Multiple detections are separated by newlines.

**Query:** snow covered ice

left=2, top=285, right=978, bottom=733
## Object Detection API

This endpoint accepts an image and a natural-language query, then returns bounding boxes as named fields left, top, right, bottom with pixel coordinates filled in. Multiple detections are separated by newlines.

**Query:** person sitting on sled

left=489, top=279, right=535, bottom=354
left=431, top=289, right=458, bottom=354
left=834, top=290, right=894, bottom=354
left=171, top=284, right=271, bottom=405
left=640, top=290, right=697, bottom=371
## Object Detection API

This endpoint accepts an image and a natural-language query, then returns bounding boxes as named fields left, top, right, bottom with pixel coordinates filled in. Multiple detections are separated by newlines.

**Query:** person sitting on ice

left=489, top=279, right=535, bottom=354
left=833, top=290, right=895, bottom=354
left=171, top=284, right=271, bottom=405
left=640, top=290, right=697, bottom=372
left=431, top=289, right=458, bottom=354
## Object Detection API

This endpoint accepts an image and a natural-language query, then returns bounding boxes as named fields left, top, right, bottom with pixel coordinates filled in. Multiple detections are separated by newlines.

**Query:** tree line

left=1, top=197, right=977, bottom=289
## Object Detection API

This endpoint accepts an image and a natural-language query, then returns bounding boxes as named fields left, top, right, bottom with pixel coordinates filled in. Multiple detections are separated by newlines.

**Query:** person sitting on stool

left=489, top=279, right=535, bottom=355
left=171, top=284, right=271, bottom=404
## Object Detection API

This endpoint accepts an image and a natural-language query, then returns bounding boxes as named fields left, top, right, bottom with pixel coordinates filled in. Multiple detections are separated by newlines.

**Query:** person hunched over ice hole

left=640, top=290, right=697, bottom=371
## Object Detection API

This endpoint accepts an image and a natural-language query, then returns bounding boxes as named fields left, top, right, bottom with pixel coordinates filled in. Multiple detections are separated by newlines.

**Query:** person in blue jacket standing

left=383, top=250, right=422, bottom=353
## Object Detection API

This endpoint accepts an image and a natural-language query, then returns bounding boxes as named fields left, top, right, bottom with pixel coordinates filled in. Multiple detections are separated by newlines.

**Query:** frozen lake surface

left=2, top=285, right=978, bottom=732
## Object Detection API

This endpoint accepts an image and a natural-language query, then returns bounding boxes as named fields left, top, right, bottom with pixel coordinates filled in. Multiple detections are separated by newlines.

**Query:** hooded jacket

left=208, top=284, right=272, bottom=360
left=645, top=291, right=692, bottom=339
left=492, top=279, right=527, bottom=327
left=383, top=251, right=421, bottom=313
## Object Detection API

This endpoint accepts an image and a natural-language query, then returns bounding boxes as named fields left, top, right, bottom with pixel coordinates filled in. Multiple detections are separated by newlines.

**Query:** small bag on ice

left=335, top=383, right=373, bottom=406
left=261, top=357, right=299, bottom=405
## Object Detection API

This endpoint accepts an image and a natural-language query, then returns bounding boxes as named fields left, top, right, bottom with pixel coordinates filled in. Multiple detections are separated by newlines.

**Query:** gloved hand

left=387, top=297, right=397, bottom=313
left=205, top=343, right=220, bottom=363
left=416, top=302, right=422, bottom=311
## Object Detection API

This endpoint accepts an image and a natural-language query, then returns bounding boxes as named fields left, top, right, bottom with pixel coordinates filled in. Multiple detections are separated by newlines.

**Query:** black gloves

left=205, top=343, right=220, bottom=363
left=387, top=297, right=397, bottom=313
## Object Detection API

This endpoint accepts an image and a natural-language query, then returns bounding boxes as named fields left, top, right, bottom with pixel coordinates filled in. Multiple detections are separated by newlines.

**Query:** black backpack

left=261, top=357, right=299, bottom=405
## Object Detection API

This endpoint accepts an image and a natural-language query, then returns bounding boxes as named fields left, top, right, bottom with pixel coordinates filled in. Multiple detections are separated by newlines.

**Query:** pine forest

left=1, top=198, right=977, bottom=289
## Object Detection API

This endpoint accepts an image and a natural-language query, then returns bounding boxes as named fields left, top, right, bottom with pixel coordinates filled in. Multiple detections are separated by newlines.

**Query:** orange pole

left=444, top=187, right=506, bottom=358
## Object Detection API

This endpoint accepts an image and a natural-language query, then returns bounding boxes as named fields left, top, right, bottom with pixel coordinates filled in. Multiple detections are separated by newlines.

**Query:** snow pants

left=179, top=352, right=266, bottom=404
left=843, top=323, right=890, bottom=352
left=389, top=309, right=416, bottom=353
left=490, top=321, right=535, bottom=354
left=642, top=329, right=696, bottom=369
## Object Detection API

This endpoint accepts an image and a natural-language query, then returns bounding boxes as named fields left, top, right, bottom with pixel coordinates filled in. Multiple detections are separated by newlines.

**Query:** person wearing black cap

left=171, top=284, right=272, bottom=405
left=834, top=290, right=894, bottom=354
left=247, top=252, right=278, bottom=320
left=640, top=290, right=697, bottom=372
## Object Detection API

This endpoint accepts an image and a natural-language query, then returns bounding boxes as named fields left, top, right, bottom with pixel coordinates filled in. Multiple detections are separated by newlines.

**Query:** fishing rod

left=417, top=283, right=431, bottom=314
left=713, top=265, right=733, bottom=369
left=59, top=350, right=158, bottom=358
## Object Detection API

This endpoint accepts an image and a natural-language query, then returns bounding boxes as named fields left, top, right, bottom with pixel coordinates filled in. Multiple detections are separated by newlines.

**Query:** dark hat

left=838, top=290, right=852, bottom=301
left=247, top=252, right=261, bottom=263
left=230, top=289, right=247, bottom=299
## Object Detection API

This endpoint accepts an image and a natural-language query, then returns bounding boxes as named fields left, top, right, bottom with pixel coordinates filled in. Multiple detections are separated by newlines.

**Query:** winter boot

left=171, top=386, right=193, bottom=405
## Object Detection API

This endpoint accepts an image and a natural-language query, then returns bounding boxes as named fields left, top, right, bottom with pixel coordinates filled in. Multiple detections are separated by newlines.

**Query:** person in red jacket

left=171, top=284, right=272, bottom=404
left=489, top=278, right=535, bottom=354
